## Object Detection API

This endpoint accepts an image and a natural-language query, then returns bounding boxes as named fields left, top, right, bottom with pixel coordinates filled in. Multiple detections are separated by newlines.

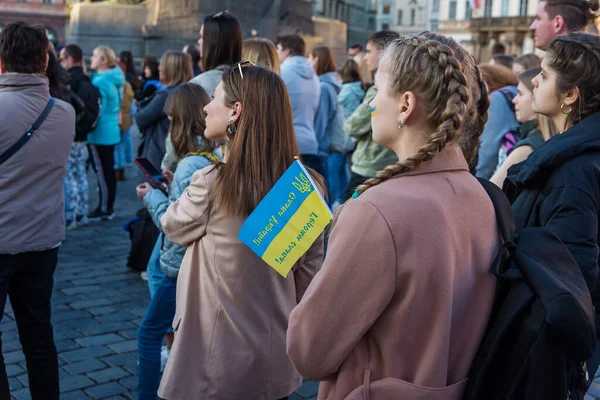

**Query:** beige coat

left=287, top=144, right=499, bottom=400
left=159, top=166, right=324, bottom=400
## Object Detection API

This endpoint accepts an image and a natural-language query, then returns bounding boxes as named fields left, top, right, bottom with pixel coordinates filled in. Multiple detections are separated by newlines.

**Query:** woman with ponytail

left=287, top=35, right=499, bottom=400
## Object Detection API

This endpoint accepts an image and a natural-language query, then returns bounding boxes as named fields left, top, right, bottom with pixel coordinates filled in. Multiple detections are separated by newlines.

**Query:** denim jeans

left=301, top=154, right=329, bottom=197
left=137, top=272, right=177, bottom=400
left=147, top=237, right=163, bottom=298
left=0, top=249, right=59, bottom=400
left=327, top=152, right=349, bottom=207
left=114, top=128, right=133, bottom=170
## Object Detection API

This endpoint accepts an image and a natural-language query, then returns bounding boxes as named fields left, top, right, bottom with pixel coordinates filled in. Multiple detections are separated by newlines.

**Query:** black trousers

left=89, top=144, right=117, bottom=213
left=0, top=248, right=59, bottom=400
left=343, top=171, right=369, bottom=202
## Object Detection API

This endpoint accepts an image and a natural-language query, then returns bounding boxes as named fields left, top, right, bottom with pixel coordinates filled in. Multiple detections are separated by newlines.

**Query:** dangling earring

left=398, top=118, right=403, bottom=129
left=226, top=120, right=237, bottom=136
left=560, top=103, right=572, bottom=115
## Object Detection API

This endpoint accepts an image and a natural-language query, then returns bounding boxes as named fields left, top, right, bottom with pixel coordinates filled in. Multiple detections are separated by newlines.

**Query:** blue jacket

left=338, top=81, right=365, bottom=118
left=143, top=150, right=221, bottom=278
left=314, top=72, right=342, bottom=157
left=88, top=67, right=125, bottom=146
left=475, top=85, right=519, bottom=179
left=280, top=56, right=321, bottom=155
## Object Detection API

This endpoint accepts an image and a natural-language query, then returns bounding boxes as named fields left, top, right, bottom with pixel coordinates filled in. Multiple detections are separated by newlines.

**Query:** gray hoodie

left=280, top=56, right=321, bottom=155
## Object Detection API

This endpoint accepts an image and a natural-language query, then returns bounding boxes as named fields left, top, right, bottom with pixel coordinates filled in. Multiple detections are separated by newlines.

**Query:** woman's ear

left=562, top=86, right=580, bottom=107
left=397, top=91, right=417, bottom=127
left=229, top=101, right=243, bottom=123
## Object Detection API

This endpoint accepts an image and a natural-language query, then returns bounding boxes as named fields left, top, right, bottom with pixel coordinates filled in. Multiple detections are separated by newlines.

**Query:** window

left=449, top=0, right=457, bottom=19
left=432, top=0, right=440, bottom=12
left=397, top=9, right=403, bottom=25
left=43, top=0, right=53, bottom=3
left=410, top=9, right=416, bottom=25
left=0, top=25, right=3, bottom=34
left=382, top=23, right=390, bottom=30
left=520, top=0, right=528, bottom=15
left=45, top=28, right=58, bottom=46
left=501, top=0, right=509, bottom=15
left=430, top=20, right=439, bottom=31
left=484, top=0, right=493, bottom=17
left=383, top=3, right=391, bottom=14
left=466, top=0, right=473, bottom=18
left=368, top=16, right=376, bottom=30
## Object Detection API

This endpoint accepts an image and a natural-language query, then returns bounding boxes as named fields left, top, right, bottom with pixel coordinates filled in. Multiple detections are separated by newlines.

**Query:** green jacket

left=344, top=85, right=398, bottom=178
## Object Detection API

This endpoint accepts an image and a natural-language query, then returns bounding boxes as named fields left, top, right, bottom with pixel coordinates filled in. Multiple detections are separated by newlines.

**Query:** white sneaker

left=140, top=271, right=148, bottom=281
left=161, top=346, right=170, bottom=372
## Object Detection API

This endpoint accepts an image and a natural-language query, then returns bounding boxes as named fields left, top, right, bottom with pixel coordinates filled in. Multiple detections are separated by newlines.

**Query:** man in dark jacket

left=59, top=44, right=101, bottom=228
left=504, top=111, right=600, bottom=379
left=0, top=22, right=75, bottom=400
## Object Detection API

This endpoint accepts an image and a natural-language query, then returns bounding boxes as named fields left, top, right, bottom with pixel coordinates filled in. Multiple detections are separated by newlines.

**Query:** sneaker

left=65, top=220, right=78, bottom=231
left=161, top=346, right=170, bottom=372
left=140, top=271, right=148, bottom=281
left=88, top=209, right=115, bottom=221
left=77, top=214, right=90, bottom=226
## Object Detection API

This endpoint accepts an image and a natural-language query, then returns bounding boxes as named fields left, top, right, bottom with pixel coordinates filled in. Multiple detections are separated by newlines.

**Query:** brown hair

left=242, top=38, right=280, bottom=74
left=518, top=67, right=541, bottom=92
left=212, top=65, right=321, bottom=217
left=491, top=54, right=514, bottom=70
left=546, top=32, right=600, bottom=129
left=354, top=35, right=470, bottom=196
left=160, top=51, right=193, bottom=87
left=164, top=83, right=214, bottom=159
left=0, top=22, right=50, bottom=74
left=276, top=34, right=306, bottom=57
left=202, top=11, right=242, bottom=71
left=338, top=59, right=363, bottom=84
left=421, top=32, right=490, bottom=168
left=545, top=0, right=599, bottom=32
left=310, top=45, right=337, bottom=76
left=352, top=52, right=373, bottom=86
left=514, top=53, right=541, bottom=71
left=479, top=63, right=518, bottom=93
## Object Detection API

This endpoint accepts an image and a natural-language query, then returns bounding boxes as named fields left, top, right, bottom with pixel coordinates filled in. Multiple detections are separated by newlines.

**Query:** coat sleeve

left=287, top=198, right=396, bottom=381
left=344, top=87, right=375, bottom=140
left=476, top=91, right=518, bottom=179
left=161, top=170, right=211, bottom=247
left=135, top=91, right=167, bottom=131
left=143, top=189, right=170, bottom=231
left=539, top=186, right=600, bottom=292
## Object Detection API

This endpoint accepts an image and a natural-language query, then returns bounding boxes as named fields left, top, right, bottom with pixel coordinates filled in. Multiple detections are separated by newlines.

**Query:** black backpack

left=125, top=208, right=160, bottom=272
left=463, top=179, right=596, bottom=400
left=70, top=73, right=101, bottom=137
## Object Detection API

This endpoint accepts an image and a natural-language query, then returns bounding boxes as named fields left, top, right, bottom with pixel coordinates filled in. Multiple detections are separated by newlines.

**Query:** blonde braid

left=354, top=36, right=470, bottom=196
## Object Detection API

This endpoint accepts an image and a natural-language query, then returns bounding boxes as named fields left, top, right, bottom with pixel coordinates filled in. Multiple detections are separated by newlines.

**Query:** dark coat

left=135, top=84, right=179, bottom=180
left=504, top=112, right=600, bottom=314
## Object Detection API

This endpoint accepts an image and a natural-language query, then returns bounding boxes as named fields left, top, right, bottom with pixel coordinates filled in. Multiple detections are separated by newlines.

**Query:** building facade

left=0, top=0, right=68, bottom=46
left=376, top=0, right=427, bottom=35
left=438, top=0, right=537, bottom=62
left=313, top=0, right=377, bottom=47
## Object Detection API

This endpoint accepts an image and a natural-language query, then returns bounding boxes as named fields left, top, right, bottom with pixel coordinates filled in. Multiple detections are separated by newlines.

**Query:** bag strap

left=498, top=89, right=516, bottom=113
left=477, top=177, right=515, bottom=242
left=0, top=98, right=55, bottom=166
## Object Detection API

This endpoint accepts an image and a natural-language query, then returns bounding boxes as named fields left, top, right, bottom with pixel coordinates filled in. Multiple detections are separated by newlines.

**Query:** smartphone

left=134, top=157, right=168, bottom=188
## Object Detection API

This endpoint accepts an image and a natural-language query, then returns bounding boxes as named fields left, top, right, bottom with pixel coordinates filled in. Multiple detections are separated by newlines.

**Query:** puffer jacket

left=143, top=150, right=221, bottom=277
left=88, top=67, right=125, bottom=146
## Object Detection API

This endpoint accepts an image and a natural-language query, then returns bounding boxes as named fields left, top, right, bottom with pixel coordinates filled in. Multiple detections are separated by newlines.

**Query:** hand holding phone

left=134, top=157, right=168, bottom=189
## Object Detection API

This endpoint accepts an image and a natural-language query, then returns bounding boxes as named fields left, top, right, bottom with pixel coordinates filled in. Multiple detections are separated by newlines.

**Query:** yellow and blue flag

left=239, top=160, right=332, bottom=278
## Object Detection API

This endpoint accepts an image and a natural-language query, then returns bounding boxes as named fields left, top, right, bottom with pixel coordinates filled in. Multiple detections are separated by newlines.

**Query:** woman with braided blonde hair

left=287, top=35, right=499, bottom=400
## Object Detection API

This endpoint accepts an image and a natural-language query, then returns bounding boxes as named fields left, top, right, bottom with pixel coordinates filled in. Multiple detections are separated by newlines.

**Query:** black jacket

left=504, top=112, right=600, bottom=310
left=68, top=66, right=100, bottom=142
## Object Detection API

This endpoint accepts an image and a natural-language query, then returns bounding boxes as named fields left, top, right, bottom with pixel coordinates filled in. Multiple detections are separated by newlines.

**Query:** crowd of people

left=2, top=0, right=600, bottom=398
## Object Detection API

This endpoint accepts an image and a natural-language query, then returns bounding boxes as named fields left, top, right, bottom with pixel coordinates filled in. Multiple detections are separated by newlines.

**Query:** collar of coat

left=506, top=112, right=600, bottom=189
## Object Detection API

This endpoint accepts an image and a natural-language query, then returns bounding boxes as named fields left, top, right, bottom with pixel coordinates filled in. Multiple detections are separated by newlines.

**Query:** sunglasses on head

left=235, top=60, right=256, bottom=79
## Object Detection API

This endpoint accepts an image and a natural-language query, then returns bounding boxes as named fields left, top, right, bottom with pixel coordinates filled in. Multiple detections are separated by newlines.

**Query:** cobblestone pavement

left=4, top=161, right=318, bottom=399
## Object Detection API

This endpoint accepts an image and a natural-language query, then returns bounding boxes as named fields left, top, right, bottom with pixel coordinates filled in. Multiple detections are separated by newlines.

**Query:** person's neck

left=551, top=113, right=569, bottom=135
left=96, top=67, right=108, bottom=73
left=390, top=125, right=431, bottom=163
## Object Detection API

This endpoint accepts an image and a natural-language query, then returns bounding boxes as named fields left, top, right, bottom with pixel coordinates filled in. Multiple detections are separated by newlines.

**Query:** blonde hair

left=356, top=36, right=469, bottom=196
left=352, top=51, right=372, bottom=86
left=160, top=51, right=193, bottom=87
left=94, top=46, right=117, bottom=68
left=242, top=38, right=280, bottom=74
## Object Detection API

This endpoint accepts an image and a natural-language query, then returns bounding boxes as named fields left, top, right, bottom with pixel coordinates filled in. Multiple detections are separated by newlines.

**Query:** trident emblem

left=292, top=173, right=312, bottom=194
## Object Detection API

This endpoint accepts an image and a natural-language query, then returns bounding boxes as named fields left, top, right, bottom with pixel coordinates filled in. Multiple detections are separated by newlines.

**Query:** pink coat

left=287, top=144, right=499, bottom=400
left=159, top=166, right=324, bottom=400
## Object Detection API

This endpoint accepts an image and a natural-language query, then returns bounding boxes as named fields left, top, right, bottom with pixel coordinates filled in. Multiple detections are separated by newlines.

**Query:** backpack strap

left=0, top=97, right=55, bottom=167
left=498, top=89, right=516, bottom=113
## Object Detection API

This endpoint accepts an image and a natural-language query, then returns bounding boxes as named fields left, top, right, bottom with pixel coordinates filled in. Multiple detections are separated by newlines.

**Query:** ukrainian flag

left=239, top=160, right=332, bottom=277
